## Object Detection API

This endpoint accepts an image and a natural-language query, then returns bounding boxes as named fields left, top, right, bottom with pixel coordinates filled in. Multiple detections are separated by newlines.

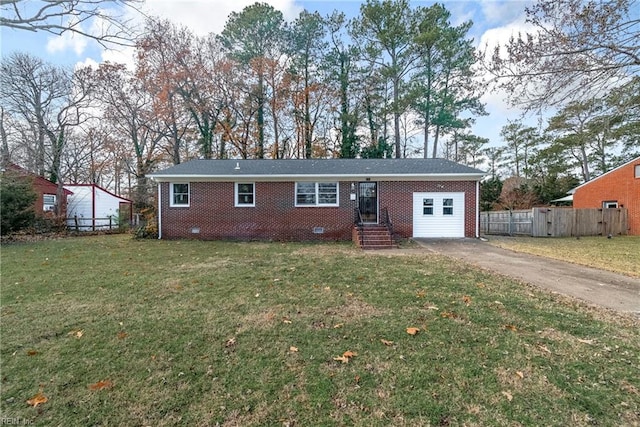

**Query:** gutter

left=157, top=182, right=162, bottom=239
left=147, top=173, right=486, bottom=183
left=92, top=185, right=96, bottom=231
left=476, top=180, right=480, bottom=238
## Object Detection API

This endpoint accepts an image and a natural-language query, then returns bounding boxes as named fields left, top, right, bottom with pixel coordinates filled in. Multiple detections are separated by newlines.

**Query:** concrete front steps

left=353, top=224, right=397, bottom=250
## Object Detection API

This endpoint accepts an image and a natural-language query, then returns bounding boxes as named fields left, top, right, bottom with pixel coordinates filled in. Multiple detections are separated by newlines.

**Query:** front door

left=359, top=182, right=378, bottom=223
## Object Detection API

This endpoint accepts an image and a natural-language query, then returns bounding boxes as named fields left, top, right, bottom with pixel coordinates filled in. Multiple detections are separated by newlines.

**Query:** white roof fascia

left=148, top=173, right=485, bottom=183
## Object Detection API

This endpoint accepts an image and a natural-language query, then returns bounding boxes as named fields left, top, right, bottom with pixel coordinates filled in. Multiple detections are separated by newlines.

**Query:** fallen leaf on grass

left=282, top=317, right=292, bottom=324
left=462, top=295, right=472, bottom=306
left=416, top=290, right=426, bottom=298
left=577, top=338, right=594, bottom=345
left=68, top=329, right=84, bottom=338
left=333, top=350, right=357, bottom=364
left=501, top=391, right=513, bottom=402
left=225, top=337, right=236, bottom=348
left=333, top=323, right=344, bottom=329
left=89, top=380, right=113, bottom=391
left=26, top=350, right=38, bottom=356
left=515, top=371, right=524, bottom=379
left=26, top=392, right=48, bottom=407
left=289, top=346, right=299, bottom=353
left=380, top=339, right=394, bottom=346
left=406, top=327, right=420, bottom=336
left=117, top=331, right=128, bottom=340
left=504, top=324, right=517, bottom=332
left=440, top=311, right=457, bottom=319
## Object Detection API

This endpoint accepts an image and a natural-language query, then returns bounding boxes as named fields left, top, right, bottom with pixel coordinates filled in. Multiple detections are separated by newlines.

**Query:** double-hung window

left=170, top=183, right=190, bottom=207
left=423, top=198, right=434, bottom=215
left=235, top=183, right=255, bottom=207
left=43, top=194, right=56, bottom=212
left=443, top=198, right=454, bottom=215
left=296, top=182, right=338, bottom=207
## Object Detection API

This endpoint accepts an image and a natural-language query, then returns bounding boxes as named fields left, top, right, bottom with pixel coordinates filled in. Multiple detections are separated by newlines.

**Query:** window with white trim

left=235, top=183, right=255, bottom=207
left=43, top=194, right=56, bottom=212
left=443, top=198, right=453, bottom=215
left=603, top=201, right=618, bottom=209
left=423, top=198, right=434, bottom=215
left=296, top=182, right=338, bottom=206
left=170, top=183, right=190, bottom=207
left=635, top=164, right=640, bottom=178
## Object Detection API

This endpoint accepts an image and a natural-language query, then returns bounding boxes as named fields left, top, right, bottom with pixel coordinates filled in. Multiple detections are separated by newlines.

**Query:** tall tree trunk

left=0, top=107, right=8, bottom=161
left=256, top=71, right=265, bottom=159
left=35, top=103, right=46, bottom=176
left=393, top=77, right=401, bottom=159
left=304, top=58, right=312, bottom=159
left=422, top=53, right=432, bottom=159
left=432, top=70, right=451, bottom=159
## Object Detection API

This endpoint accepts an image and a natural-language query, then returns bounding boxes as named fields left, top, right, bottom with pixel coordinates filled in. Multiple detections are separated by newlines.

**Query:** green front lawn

left=1, top=235, right=638, bottom=426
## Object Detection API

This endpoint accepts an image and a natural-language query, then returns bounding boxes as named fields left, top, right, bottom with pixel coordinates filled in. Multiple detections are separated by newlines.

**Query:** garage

left=413, top=192, right=465, bottom=238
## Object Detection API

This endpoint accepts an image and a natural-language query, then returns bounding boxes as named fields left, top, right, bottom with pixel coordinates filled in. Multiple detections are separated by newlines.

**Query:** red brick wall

left=159, top=180, right=479, bottom=241
left=32, top=180, right=68, bottom=216
left=573, top=160, right=640, bottom=235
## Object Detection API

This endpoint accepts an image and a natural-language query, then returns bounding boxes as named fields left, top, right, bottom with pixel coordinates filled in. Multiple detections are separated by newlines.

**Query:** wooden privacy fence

left=480, top=208, right=628, bottom=237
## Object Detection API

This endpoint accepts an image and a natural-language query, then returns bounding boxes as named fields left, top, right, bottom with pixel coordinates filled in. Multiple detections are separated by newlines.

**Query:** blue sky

left=0, top=0, right=538, bottom=151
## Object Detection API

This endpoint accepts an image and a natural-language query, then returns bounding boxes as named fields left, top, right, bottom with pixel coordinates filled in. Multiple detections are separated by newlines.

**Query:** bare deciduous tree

left=1, top=0, right=142, bottom=46
left=484, top=0, right=640, bottom=110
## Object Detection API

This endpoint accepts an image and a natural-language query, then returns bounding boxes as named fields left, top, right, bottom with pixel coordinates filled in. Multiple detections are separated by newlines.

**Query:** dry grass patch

left=488, top=235, right=640, bottom=277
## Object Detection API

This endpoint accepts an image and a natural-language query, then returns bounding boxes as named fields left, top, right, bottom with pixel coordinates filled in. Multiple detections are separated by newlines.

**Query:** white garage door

left=413, top=192, right=465, bottom=238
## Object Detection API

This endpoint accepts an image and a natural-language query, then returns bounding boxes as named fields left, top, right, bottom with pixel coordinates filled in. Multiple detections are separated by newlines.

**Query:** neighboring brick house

left=1, top=162, right=72, bottom=216
left=148, top=159, right=485, bottom=243
left=572, top=156, right=640, bottom=235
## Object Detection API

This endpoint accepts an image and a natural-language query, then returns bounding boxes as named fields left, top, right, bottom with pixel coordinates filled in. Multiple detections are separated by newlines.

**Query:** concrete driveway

left=413, top=238, right=640, bottom=316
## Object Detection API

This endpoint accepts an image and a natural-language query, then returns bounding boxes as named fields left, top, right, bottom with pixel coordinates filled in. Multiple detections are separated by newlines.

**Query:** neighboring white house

left=64, top=184, right=133, bottom=231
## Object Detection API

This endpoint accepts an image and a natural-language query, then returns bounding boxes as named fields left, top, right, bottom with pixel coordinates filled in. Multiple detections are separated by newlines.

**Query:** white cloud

left=139, top=0, right=303, bottom=36
left=479, top=0, right=532, bottom=25
left=100, top=45, right=137, bottom=69
left=46, top=20, right=89, bottom=56
left=74, top=57, right=101, bottom=70
left=76, top=0, right=303, bottom=70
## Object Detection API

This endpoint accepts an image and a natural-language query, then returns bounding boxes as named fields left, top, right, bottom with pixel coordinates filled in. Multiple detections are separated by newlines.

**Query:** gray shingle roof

left=149, top=158, right=485, bottom=181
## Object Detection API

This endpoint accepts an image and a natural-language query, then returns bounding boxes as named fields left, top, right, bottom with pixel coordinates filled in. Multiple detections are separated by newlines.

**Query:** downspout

left=157, top=182, right=162, bottom=239
left=92, top=185, right=96, bottom=231
left=475, top=180, right=480, bottom=238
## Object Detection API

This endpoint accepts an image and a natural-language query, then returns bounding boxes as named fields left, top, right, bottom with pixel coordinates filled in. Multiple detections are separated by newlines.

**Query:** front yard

left=487, top=235, right=640, bottom=278
left=1, top=235, right=638, bottom=426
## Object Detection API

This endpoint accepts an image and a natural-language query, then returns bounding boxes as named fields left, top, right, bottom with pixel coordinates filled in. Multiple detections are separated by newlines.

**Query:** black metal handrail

left=381, top=207, right=393, bottom=237
left=354, top=207, right=363, bottom=226
left=353, top=208, right=364, bottom=247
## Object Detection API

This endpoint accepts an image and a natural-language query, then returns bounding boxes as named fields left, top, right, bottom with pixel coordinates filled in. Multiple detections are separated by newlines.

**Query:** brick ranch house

left=148, top=159, right=485, bottom=245
left=572, top=155, right=640, bottom=235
